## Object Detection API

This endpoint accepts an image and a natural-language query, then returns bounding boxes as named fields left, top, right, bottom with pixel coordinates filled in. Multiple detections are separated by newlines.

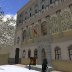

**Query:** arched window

left=22, top=50, right=26, bottom=58
left=34, top=49, right=38, bottom=58
left=17, top=37, right=20, bottom=44
left=28, top=49, right=31, bottom=58
left=55, top=47, right=61, bottom=60
left=41, top=21, right=47, bottom=36
left=50, top=0, right=52, bottom=4
left=68, top=45, right=72, bottom=60
left=42, top=4, right=44, bottom=9
left=22, top=30, right=26, bottom=41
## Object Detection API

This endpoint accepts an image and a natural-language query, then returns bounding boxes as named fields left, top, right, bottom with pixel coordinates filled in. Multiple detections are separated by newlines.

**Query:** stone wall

left=52, top=60, right=72, bottom=72
left=0, top=54, right=9, bottom=65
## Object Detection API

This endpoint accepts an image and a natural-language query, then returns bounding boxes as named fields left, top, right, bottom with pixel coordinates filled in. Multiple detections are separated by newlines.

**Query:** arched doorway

left=15, top=48, right=19, bottom=64
left=28, top=49, right=31, bottom=58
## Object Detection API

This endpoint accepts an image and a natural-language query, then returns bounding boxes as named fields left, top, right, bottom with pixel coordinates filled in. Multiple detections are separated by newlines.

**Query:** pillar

left=46, top=16, right=53, bottom=67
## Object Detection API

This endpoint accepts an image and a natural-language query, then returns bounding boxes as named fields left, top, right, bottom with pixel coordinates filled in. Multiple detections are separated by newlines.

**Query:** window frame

left=34, top=49, right=38, bottom=58
left=22, top=50, right=26, bottom=58
left=68, top=45, right=72, bottom=60
left=42, top=4, right=44, bottom=9
left=55, top=47, right=61, bottom=60
left=22, top=30, right=27, bottom=41
left=17, top=37, right=20, bottom=44
left=41, top=21, right=47, bottom=36
left=28, top=49, right=31, bottom=58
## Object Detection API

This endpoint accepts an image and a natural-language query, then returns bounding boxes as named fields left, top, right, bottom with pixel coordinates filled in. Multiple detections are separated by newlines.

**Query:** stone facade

left=14, top=0, right=72, bottom=65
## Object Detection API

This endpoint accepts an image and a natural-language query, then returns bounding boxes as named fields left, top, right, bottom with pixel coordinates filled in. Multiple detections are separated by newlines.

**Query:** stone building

left=14, top=0, right=72, bottom=71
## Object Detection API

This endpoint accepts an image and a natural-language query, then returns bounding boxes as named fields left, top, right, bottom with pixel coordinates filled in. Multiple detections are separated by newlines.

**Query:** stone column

left=20, top=28, right=25, bottom=59
left=46, top=16, right=53, bottom=67
left=37, top=44, right=42, bottom=65
left=36, top=20, right=42, bottom=65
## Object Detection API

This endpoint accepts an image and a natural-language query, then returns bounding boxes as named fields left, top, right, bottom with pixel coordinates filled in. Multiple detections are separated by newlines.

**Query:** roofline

left=17, top=0, right=35, bottom=14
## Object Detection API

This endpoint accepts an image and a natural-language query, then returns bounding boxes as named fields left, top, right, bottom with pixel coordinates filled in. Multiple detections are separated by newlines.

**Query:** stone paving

left=15, top=64, right=62, bottom=72
left=0, top=65, right=39, bottom=72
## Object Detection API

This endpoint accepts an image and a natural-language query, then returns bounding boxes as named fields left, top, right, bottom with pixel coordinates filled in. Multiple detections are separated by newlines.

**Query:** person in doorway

left=42, top=58, right=48, bottom=72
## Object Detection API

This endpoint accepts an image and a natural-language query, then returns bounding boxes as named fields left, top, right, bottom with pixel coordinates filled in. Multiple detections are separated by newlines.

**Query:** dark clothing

left=43, top=58, right=48, bottom=65
left=42, top=58, right=48, bottom=72
left=29, top=64, right=31, bottom=70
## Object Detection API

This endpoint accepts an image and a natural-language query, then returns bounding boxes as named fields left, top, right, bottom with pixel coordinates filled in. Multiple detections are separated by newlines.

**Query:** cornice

left=17, top=0, right=36, bottom=14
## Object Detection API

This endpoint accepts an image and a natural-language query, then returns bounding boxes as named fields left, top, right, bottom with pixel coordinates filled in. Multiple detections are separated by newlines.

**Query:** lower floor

left=0, top=38, right=72, bottom=71
left=1, top=39, right=71, bottom=71
left=5, top=39, right=71, bottom=64
left=20, top=39, right=72, bottom=63
left=0, top=65, right=39, bottom=72
left=0, top=37, right=72, bottom=71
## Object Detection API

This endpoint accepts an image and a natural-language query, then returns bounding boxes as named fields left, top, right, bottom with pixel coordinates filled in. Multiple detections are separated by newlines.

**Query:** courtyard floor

left=0, top=64, right=62, bottom=72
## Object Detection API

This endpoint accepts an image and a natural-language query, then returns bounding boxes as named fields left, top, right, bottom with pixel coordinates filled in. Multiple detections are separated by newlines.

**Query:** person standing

left=42, top=58, right=48, bottom=72
left=29, top=64, right=31, bottom=70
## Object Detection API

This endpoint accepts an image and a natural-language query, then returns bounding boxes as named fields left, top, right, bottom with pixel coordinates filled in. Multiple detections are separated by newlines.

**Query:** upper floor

left=16, top=0, right=67, bottom=27
left=15, top=0, right=72, bottom=46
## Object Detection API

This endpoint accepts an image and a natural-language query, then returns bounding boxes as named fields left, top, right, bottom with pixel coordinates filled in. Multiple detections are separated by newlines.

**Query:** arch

left=15, top=48, right=19, bottom=64
left=22, top=50, right=26, bottom=58
left=22, top=30, right=27, bottom=41
left=68, top=45, right=72, bottom=60
left=55, top=46, right=61, bottom=51
left=55, top=46, right=61, bottom=60
left=17, top=37, right=20, bottom=44
left=41, top=21, right=47, bottom=36
left=28, top=49, right=31, bottom=58
left=42, top=4, right=45, bottom=9
left=34, top=49, right=38, bottom=58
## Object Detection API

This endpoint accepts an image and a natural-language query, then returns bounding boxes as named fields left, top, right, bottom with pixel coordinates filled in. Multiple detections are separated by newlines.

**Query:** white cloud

left=2, top=14, right=17, bottom=26
left=2, top=14, right=17, bottom=22
left=13, top=14, right=17, bottom=20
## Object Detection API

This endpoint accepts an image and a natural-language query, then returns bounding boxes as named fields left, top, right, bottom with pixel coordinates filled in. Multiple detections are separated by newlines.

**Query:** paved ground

left=0, top=65, right=39, bottom=72
left=16, top=64, right=62, bottom=72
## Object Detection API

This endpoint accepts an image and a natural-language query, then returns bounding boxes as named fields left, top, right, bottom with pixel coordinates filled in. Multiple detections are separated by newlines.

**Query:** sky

left=0, top=0, right=29, bottom=15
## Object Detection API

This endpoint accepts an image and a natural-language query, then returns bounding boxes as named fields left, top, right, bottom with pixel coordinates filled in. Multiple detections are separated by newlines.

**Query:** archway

left=28, top=49, right=31, bottom=58
left=15, top=48, right=19, bottom=64
left=41, top=21, right=47, bottom=36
